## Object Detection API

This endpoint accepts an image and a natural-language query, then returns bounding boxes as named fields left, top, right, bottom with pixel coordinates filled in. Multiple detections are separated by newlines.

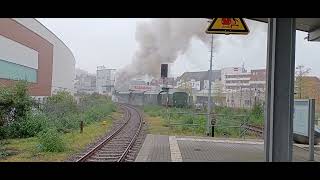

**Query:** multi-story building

left=221, top=67, right=251, bottom=91
left=250, top=69, right=266, bottom=91
left=96, top=66, right=116, bottom=96
left=176, top=70, right=221, bottom=91
left=150, top=77, right=175, bottom=89
left=0, top=18, right=75, bottom=103
left=222, top=67, right=266, bottom=108
left=74, top=69, right=96, bottom=94
left=176, top=70, right=221, bottom=105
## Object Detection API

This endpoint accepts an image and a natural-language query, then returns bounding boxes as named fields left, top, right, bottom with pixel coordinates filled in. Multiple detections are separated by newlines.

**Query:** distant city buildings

left=76, top=64, right=268, bottom=109
left=74, top=69, right=96, bottom=94
left=74, top=66, right=116, bottom=96
left=175, top=66, right=267, bottom=109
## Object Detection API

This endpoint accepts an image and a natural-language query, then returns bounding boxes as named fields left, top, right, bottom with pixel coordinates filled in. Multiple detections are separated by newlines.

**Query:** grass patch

left=143, top=105, right=262, bottom=138
left=37, top=129, right=66, bottom=152
left=0, top=112, right=120, bottom=162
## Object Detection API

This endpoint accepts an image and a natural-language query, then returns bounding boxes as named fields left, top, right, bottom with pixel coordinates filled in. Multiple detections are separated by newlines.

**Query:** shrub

left=45, top=94, right=115, bottom=133
left=249, top=103, right=264, bottom=125
left=37, top=129, right=66, bottom=152
left=43, top=91, right=78, bottom=118
left=6, top=111, right=50, bottom=138
left=0, top=126, right=7, bottom=140
left=12, top=81, right=33, bottom=120
left=0, top=80, right=32, bottom=124
left=1, top=89, right=116, bottom=140
left=51, top=113, right=81, bottom=133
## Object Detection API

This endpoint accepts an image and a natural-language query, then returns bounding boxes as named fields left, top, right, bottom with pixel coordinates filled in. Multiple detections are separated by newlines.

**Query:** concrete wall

left=116, top=93, right=145, bottom=106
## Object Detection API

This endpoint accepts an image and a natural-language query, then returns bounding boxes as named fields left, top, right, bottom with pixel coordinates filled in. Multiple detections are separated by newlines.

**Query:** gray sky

left=37, top=18, right=320, bottom=78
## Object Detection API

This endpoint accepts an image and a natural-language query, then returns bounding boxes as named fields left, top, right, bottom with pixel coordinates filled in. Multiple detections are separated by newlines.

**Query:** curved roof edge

left=16, top=18, right=76, bottom=65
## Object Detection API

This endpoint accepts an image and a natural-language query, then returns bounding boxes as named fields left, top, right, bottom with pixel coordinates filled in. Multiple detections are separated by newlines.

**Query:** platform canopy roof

left=250, top=18, right=320, bottom=41
left=206, top=18, right=320, bottom=41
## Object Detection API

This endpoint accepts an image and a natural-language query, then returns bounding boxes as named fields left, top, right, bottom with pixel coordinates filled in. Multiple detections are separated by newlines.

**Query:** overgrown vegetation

left=0, top=81, right=116, bottom=157
left=144, top=104, right=264, bottom=138
left=37, top=129, right=66, bottom=152
left=0, top=81, right=33, bottom=139
left=0, top=116, right=116, bottom=162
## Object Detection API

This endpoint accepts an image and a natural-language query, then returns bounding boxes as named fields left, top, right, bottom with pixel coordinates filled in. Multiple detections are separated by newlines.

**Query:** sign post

left=205, top=18, right=249, bottom=136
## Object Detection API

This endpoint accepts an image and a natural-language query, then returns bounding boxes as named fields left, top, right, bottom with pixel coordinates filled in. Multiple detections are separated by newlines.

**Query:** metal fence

left=163, top=109, right=262, bottom=139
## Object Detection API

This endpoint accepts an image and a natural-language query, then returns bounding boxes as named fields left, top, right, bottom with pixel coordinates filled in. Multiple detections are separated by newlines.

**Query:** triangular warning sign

left=206, top=18, right=250, bottom=35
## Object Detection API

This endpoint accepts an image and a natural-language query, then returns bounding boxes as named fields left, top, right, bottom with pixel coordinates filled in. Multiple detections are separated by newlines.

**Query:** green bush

left=43, top=91, right=78, bottom=118
left=37, top=129, right=66, bottom=152
left=6, top=111, right=50, bottom=138
left=1, top=89, right=116, bottom=140
left=249, top=103, right=264, bottom=125
left=0, top=81, right=33, bottom=124
left=45, top=94, right=115, bottom=133
left=0, top=126, right=7, bottom=140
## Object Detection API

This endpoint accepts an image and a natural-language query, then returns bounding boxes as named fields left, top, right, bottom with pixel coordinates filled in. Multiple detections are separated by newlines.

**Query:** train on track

left=115, top=90, right=193, bottom=108
left=157, top=91, right=190, bottom=108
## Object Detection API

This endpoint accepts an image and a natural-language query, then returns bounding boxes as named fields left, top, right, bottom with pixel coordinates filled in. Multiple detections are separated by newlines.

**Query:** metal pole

left=80, top=121, right=83, bottom=133
left=207, top=34, right=214, bottom=136
left=308, top=99, right=315, bottom=161
left=264, top=18, right=296, bottom=162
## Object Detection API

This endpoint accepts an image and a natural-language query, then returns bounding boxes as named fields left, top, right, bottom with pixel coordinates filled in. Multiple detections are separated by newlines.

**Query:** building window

left=0, top=59, right=37, bottom=83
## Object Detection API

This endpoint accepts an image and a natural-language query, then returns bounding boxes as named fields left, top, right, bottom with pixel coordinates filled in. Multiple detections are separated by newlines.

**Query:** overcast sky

left=37, top=18, right=320, bottom=78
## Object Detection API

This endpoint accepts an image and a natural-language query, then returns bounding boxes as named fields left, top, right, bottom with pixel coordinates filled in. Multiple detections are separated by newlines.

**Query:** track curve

left=75, top=103, right=143, bottom=162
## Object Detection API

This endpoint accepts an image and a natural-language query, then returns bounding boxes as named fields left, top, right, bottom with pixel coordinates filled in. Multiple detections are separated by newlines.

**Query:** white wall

left=0, top=35, right=38, bottom=69
left=13, top=18, right=76, bottom=95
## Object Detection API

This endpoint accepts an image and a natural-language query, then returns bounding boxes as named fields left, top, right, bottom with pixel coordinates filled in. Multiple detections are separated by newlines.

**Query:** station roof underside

left=249, top=18, right=320, bottom=41
left=206, top=18, right=320, bottom=41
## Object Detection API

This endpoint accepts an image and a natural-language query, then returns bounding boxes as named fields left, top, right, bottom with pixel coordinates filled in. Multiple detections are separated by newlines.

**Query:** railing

left=164, top=109, right=261, bottom=139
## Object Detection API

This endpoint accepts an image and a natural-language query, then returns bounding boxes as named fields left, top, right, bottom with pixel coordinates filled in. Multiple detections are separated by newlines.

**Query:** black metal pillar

left=265, top=18, right=296, bottom=162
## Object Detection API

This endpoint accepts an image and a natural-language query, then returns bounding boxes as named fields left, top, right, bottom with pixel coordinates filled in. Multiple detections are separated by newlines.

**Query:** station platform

left=135, top=134, right=320, bottom=162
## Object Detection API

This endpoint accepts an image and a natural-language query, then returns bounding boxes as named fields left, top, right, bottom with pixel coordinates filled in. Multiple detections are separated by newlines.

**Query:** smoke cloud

left=115, top=18, right=219, bottom=87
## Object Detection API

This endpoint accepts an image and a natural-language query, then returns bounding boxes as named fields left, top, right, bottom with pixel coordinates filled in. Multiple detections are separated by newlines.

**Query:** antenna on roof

left=241, top=60, right=246, bottom=73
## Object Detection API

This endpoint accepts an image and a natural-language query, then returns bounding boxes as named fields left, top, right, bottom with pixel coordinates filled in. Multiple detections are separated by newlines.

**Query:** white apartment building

left=96, top=66, right=116, bottom=95
left=222, top=67, right=266, bottom=108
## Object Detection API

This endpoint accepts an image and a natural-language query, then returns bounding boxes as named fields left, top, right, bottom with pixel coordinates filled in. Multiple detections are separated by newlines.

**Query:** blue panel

left=293, top=100, right=309, bottom=136
left=0, top=59, right=37, bottom=83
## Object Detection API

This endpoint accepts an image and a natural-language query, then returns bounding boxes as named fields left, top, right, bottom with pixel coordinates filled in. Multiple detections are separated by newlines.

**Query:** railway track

left=243, top=124, right=264, bottom=137
left=75, top=103, right=143, bottom=162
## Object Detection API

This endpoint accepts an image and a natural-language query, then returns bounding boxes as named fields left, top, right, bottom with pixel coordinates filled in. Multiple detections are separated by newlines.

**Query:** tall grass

left=144, top=105, right=263, bottom=137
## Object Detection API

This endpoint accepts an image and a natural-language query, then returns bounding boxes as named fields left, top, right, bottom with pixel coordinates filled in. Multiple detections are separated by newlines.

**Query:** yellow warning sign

left=206, top=18, right=250, bottom=35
